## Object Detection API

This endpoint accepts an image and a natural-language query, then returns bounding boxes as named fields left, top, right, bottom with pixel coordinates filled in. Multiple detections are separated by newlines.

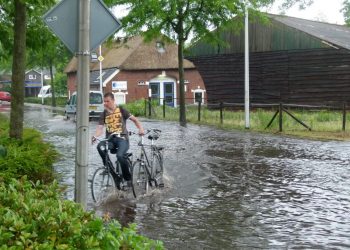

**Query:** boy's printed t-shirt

left=98, top=107, right=131, bottom=138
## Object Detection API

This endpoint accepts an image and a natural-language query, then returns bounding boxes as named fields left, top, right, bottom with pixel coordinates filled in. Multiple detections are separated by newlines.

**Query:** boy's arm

left=130, top=116, right=145, bottom=135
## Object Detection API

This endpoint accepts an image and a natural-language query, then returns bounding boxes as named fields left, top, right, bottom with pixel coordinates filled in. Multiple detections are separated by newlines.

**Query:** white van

left=65, top=91, right=104, bottom=121
left=38, top=85, right=52, bottom=98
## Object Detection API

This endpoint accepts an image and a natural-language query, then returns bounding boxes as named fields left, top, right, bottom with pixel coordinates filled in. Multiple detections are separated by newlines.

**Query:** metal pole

left=75, top=0, right=90, bottom=209
left=244, top=2, right=250, bottom=129
left=41, top=70, right=44, bottom=105
left=99, top=45, right=103, bottom=92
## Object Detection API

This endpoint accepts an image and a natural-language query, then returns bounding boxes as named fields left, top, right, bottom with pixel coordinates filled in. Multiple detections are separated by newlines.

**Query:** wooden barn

left=188, top=14, right=350, bottom=106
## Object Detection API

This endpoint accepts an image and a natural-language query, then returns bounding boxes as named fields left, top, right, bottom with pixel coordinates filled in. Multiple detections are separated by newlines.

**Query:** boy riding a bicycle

left=91, top=92, right=144, bottom=183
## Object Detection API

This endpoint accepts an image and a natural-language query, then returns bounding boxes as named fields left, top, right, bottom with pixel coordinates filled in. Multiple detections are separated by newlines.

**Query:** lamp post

left=244, top=1, right=250, bottom=129
left=41, top=70, right=44, bottom=105
left=99, top=45, right=103, bottom=92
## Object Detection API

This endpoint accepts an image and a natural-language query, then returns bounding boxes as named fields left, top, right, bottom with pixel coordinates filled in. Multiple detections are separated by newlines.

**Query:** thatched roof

left=64, top=36, right=195, bottom=73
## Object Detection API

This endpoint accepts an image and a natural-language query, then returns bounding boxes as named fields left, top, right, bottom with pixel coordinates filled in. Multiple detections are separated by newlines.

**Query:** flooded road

left=20, top=105, right=350, bottom=249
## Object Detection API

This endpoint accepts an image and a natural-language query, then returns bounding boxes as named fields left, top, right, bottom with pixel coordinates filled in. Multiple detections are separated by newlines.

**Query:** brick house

left=64, top=36, right=206, bottom=107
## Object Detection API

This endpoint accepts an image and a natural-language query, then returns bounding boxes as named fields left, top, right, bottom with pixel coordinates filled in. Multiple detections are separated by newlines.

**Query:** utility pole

left=244, top=2, right=250, bottom=129
left=41, top=69, right=44, bottom=105
left=75, top=0, right=90, bottom=208
left=99, top=45, right=103, bottom=92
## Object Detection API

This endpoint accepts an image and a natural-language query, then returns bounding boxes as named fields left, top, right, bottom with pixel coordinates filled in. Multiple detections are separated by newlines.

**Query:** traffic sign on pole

left=43, top=0, right=121, bottom=208
left=43, top=0, right=121, bottom=53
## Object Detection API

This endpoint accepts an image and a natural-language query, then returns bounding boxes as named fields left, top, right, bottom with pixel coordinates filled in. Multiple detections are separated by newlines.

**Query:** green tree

left=106, top=0, right=312, bottom=126
left=27, top=22, right=71, bottom=106
left=10, top=0, right=27, bottom=139
left=0, top=0, right=56, bottom=139
left=342, top=0, right=350, bottom=25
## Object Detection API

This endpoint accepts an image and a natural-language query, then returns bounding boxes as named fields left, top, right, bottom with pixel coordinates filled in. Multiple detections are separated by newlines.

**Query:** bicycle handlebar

left=128, top=128, right=161, bottom=136
left=92, top=132, right=128, bottom=144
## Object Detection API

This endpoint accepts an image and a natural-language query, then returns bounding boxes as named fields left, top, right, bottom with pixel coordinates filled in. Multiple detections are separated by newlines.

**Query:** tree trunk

left=9, top=0, right=26, bottom=140
left=178, top=36, right=186, bottom=126
left=49, top=59, right=56, bottom=107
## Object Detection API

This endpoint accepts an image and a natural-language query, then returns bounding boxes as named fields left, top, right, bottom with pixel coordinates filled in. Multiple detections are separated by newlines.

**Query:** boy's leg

left=96, top=141, right=107, bottom=165
left=115, top=138, right=131, bottom=181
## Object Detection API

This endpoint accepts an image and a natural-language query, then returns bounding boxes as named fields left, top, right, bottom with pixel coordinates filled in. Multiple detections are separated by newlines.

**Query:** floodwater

left=15, top=105, right=350, bottom=249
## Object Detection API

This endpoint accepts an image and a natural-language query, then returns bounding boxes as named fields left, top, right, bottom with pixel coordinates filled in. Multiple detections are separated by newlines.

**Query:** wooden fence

left=145, top=98, right=348, bottom=132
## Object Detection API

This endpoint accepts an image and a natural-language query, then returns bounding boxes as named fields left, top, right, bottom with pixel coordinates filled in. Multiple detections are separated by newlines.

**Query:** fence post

left=148, top=97, right=152, bottom=117
left=163, top=99, right=166, bottom=118
left=144, top=99, right=147, bottom=116
left=279, top=103, right=283, bottom=132
left=343, top=102, right=346, bottom=131
left=220, top=102, right=223, bottom=124
left=198, top=100, right=201, bottom=121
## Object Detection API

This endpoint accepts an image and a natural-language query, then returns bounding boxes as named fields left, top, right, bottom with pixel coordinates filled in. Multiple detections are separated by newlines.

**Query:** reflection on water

left=23, top=105, right=350, bottom=249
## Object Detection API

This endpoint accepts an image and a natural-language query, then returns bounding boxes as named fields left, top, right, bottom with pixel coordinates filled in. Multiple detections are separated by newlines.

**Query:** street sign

left=98, top=55, right=104, bottom=62
left=43, top=0, right=121, bottom=53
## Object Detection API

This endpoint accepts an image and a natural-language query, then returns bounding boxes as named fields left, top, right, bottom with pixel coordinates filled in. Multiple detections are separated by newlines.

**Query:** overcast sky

left=266, top=0, right=345, bottom=24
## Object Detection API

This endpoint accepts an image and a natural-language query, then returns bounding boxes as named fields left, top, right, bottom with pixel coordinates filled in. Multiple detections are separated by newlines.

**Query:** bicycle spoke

left=152, top=152, right=164, bottom=187
left=91, top=167, right=116, bottom=203
left=132, top=161, right=148, bottom=198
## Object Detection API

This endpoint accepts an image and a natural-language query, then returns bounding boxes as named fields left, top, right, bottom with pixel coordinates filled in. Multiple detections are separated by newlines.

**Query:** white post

left=75, top=0, right=90, bottom=209
left=41, top=70, right=44, bottom=105
left=99, top=45, right=103, bottom=92
left=244, top=2, right=250, bottom=129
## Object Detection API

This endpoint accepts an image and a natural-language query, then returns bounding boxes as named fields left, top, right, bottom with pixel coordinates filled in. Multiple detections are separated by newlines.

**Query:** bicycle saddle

left=148, top=134, right=159, bottom=140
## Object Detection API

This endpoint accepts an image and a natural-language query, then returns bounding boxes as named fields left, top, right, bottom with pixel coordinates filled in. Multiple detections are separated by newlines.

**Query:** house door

left=164, top=82, right=174, bottom=107
left=150, top=82, right=160, bottom=104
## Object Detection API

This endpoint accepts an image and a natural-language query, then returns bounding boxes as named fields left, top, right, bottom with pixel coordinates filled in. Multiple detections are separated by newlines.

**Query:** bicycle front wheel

left=91, top=167, right=116, bottom=203
left=132, top=161, right=148, bottom=198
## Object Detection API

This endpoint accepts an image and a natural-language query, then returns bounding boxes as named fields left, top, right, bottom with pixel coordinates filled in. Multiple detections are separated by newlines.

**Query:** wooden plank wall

left=188, top=48, right=350, bottom=105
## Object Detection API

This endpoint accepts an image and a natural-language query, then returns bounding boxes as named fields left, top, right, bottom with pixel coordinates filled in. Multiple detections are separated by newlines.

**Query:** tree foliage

left=342, top=0, right=350, bottom=25
left=0, top=0, right=64, bottom=139
left=105, top=0, right=313, bottom=125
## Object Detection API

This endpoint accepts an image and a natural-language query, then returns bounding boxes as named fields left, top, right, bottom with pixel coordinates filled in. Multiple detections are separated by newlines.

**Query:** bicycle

left=131, top=128, right=164, bottom=198
left=91, top=133, right=133, bottom=203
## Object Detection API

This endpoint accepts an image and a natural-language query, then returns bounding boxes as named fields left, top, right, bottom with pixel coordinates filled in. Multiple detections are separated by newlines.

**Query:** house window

left=192, top=87, right=205, bottom=104
left=113, top=92, right=126, bottom=105
left=195, top=92, right=202, bottom=103
left=29, top=74, right=36, bottom=80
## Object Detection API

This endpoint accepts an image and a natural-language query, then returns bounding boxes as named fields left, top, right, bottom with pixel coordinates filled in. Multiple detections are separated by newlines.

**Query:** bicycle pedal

left=158, top=183, right=165, bottom=188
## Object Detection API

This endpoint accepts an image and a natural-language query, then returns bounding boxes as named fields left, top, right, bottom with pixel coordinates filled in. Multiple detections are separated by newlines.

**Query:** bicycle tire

left=132, top=160, right=148, bottom=198
left=91, top=167, right=116, bottom=203
left=151, top=151, right=164, bottom=187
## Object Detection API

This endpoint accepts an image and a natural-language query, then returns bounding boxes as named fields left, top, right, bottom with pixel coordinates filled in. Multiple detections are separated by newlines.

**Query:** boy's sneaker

left=121, top=180, right=132, bottom=191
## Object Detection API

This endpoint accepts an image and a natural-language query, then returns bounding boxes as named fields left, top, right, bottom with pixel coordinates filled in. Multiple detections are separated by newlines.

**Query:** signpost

left=43, top=0, right=121, bottom=208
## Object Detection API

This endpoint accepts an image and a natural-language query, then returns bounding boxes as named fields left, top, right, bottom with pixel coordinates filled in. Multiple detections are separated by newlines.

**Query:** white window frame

left=192, top=88, right=205, bottom=104
left=113, top=91, right=127, bottom=105
left=29, top=74, right=36, bottom=80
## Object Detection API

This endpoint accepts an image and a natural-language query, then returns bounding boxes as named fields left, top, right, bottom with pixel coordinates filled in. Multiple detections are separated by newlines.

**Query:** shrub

left=122, top=99, right=147, bottom=117
left=0, top=177, right=163, bottom=249
left=24, top=97, right=68, bottom=107
left=0, top=114, right=57, bottom=183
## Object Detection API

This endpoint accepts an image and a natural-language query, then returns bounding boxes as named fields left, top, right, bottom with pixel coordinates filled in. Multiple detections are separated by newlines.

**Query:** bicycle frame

left=136, top=132, right=163, bottom=186
left=98, top=134, right=127, bottom=189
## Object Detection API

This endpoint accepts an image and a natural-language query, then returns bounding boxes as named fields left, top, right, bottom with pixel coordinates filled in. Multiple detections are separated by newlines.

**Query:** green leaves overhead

left=342, top=0, right=350, bottom=26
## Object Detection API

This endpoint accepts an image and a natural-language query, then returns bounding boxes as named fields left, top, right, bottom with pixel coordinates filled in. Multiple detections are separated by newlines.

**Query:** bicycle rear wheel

left=152, top=152, right=164, bottom=187
left=91, top=167, right=116, bottom=203
left=132, top=161, right=148, bottom=198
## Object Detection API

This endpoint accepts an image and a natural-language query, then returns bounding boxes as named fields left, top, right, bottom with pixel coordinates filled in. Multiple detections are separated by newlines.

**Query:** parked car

left=65, top=91, right=104, bottom=121
left=0, top=91, right=11, bottom=102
